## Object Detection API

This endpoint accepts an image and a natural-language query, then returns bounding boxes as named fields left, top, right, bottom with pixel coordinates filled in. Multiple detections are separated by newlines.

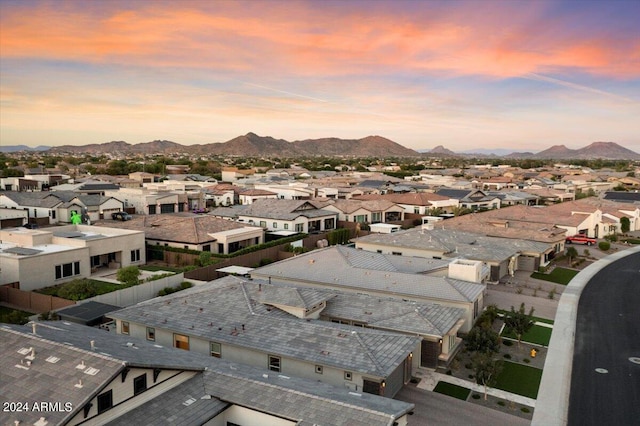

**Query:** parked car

left=565, top=235, right=597, bottom=245
left=111, top=211, right=132, bottom=221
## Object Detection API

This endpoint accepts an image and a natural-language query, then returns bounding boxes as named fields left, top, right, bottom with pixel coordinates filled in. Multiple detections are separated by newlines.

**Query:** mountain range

left=2, top=134, right=638, bottom=159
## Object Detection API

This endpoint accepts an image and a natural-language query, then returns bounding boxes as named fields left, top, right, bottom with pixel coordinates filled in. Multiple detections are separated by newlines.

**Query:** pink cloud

left=1, top=2, right=638, bottom=79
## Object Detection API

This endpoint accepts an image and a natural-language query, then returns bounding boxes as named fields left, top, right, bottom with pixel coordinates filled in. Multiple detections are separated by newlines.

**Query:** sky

left=1, top=0, right=639, bottom=153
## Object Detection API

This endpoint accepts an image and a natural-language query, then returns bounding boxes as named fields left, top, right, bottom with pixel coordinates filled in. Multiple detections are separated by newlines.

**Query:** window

left=160, top=204, right=175, bottom=214
left=273, top=222, right=277, bottom=228
left=174, top=333, right=189, bottom=350
left=203, top=245, right=211, bottom=252
left=121, top=321, right=130, bottom=335
left=268, top=355, right=281, bottom=372
left=371, top=212, right=382, bottom=223
left=315, top=365, right=323, bottom=374
left=210, top=342, right=221, bottom=358
left=133, top=374, right=147, bottom=395
left=354, top=214, right=368, bottom=223
left=259, top=220, right=267, bottom=227
left=97, top=390, right=113, bottom=414
left=146, top=327, right=155, bottom=341
left=295, top=223, right=304, bottom=232
left=130, top=249, right=140, bottom=262
left=345, top=216, right=349, bottom=221
left=414, top=206, right=420, bottom=214
left=55, top=261, right=80, bottom=280
left=344, top=371, right=352, bottom=381
left=284, top=223, right=289, bottom=230
left=148, top=205, right=157, bottom=214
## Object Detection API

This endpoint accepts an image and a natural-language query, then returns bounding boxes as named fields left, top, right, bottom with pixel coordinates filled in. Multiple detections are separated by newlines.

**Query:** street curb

left=532, top=246, right=640, bottom=426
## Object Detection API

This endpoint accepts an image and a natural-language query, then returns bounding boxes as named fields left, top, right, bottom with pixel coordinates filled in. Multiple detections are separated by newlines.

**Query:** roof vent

left=182, top=397, right=197, bottom=407
left=74, top=379, right=83, bottom=389
left=90, top=340, right=95, bottom=351
left=34, top=417, right=48, bottom=426
left=32, top=323, right=37, bottom=334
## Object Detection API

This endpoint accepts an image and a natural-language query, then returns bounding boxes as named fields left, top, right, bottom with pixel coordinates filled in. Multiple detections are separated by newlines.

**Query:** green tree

left=566, top=246, right=578, bottom=266
left=117, top=266, right=141, bottom=286
left=620, top=217, right=630, bottom=233
left=472, top=352, right=504, bottom=400
left=464, top=327, right=501, bottom=354
left=504, top=303, right=535, bottom=349
left=57, top=279, right=99, bottom=300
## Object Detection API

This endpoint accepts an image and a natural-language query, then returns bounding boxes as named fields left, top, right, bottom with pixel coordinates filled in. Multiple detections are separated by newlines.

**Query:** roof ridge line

left=352, top=332, right=385, bottom=374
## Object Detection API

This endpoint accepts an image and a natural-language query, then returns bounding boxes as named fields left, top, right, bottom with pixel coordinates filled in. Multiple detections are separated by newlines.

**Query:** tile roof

left=0, top=191, right=63, bottom=208
left=325, top=199, right=400, bottom=213
left=237, top=199, right=338, bottom=220
left=97, top=213, right=262, bottom=244
left=106, top=375, right=230, bottom=426
left=3, top=322, right=413, bottom=426
left=259, top=285, right=336, bottom=309
left=355, top=192, right=452, bottom=205
left=109, top=277, right=419, bottom=377
left=253, top=246, right=485, bottom=303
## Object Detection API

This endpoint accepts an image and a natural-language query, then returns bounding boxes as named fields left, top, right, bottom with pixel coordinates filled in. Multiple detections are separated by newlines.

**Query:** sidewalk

left=414, top=368, right=536, bottom=407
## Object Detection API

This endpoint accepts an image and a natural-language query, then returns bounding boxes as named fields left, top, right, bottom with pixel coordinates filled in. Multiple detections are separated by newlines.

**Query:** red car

left=566, top=235, right=597, bottom=245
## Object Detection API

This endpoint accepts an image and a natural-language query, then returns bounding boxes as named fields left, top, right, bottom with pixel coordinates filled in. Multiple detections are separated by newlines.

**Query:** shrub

left=472, top=393, right=481, bottom=400
left=157, top=281, right=193, bottom=297
left=598, top=241, right=611, bottom=251
left=57, top=279, right=100, bottom=300
left=117, top=266, right=140, bottom=286
left=523, top=358, right=531, bottom=364
left=503, top=340, right=513, bottom=347
left=259, top=258, right=273, bottom=266
left=497, top=401, right=506, bottom=407
left=548, top=288, right=556, bottom=300
left=465, top=363, right=472, bottom=369
left=604, top=234, right=618, bottom=242
left=503, top=353, right=512, bottom=359
left=521, top=407, right=531, bottom=413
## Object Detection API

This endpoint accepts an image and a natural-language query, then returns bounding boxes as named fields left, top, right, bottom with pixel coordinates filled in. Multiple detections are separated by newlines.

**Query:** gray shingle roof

left=1, top=191, right=63, bottom=208
left=109, top=277, right=419, bottom=377
left=253, top=246, right=485, bottom=303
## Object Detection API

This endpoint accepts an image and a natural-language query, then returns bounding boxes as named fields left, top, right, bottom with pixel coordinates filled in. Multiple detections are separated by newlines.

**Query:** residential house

left=355, top=192, right=460, bottom=215
left=109, top=276, right=421, bottom=398
left=0, top=322, right=415, bottom=426
left=99, top=213, right=264, bottom=254
left=0, top=224, right=145, bottom=291
left=104, top=187, right=188, bottom=215
left=434, top=189, right=501, bottom=211
left=212, top=199, right=338, bottom=234
left=221, top=167, right=255, bottom=182
left=353, top=227, right=555, bottom=281
left=238, top=188, right=278, bottom=205
left=252, top=246, right=485, bottom=333
left=0, top=207, right=28, bottom=228
left=321, top=199, right=405, bottom=224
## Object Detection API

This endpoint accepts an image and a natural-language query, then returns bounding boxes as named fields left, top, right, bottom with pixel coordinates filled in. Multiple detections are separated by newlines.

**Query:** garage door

left=518, top=255, right=538, bottom=272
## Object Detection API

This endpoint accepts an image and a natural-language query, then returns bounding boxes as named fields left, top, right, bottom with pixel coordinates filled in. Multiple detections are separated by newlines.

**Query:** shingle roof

left=326, top=199, right=400, bottom=213
left=0, top=191, right=63, bottom=208
left=355, top=192, right=451, bottom=205
left=109, top=277, right=419, bottom=377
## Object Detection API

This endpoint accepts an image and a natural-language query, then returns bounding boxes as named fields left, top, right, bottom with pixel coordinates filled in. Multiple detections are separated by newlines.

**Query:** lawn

left=494, top=361, right=542, bottom=399
left=35, top=279, right=125, bottom=300
left=502, top=324, right=552, bottom=346
left=530, top=267, right=579, bottom=285
left=497, top=310, right=554, bottom=325
left=433, top=381, right=471, bottom=401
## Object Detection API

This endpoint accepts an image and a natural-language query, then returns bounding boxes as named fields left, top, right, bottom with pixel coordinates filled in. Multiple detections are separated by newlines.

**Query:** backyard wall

left=0, top=284, right=75, bottom=313
left=84, top=273, right=185, bottom=307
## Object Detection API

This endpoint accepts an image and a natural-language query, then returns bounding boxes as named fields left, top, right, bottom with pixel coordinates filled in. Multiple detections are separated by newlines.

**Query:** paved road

left=395, top=386, right=530, bottom=426
left=568, top=251, right=640, bottom=426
